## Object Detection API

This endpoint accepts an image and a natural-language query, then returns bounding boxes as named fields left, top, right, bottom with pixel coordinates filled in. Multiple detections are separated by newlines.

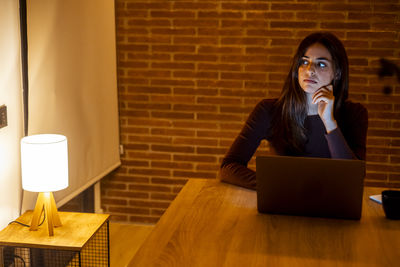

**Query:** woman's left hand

left=312, top=84, right=338, bottom=133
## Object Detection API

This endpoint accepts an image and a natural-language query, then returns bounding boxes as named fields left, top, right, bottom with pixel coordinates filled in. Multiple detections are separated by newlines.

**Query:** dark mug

left=382, top=190, right=400, bottom=220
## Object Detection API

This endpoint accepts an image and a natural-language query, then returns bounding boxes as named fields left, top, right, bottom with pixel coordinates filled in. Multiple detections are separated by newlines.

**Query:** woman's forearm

left=218, top=162, right=256, bottom=190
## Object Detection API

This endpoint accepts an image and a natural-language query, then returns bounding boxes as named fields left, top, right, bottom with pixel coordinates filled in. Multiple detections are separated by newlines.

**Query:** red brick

left=197, top=113, right=243, bottom=122
left=173, top=71, right=218, bottom=79
left=198, top=28, right=244, bottom=37
left=197, top=96, right=242, bottom=105
left=220, top=105, right=253, bottom=114
left=151, top=128, right=195, bottom=137
left=102, top=198, right=127, bottom=206
left=321, top=3, right=371, bottom=12
left=321, top=22, right=370, bottom=30
left=126, top=2, right=170, bottom=10
left=128, top=184, right=171, bottom=192
left=127, top=135, right=172, bottom=145
left=197, top=147, right=229, bottom=155
left=150, top=192, right=178, bottom=201
left=198, top=46, right=242, bottom=54
left=173, top=170, right=216, bottom=179
left=128, top=36, right=171, bottom=44
left=221, top=3, right=270, bottom=10
left=173, top=103, right=217, bottom=112
left=173, top=19, right=218, bottom=27
left=127, top=70, right=171, bottom=79
left=151, top=144, right=195, bottom=153
left=173, top=137, right=218, bottom=147
left=126, top=152, right=171, bottom=161
left=111, top=175, right=150, bottom=184
left=220, top=89, right=266, bottom=98
left=151, top=79, right=194, bottom=87
left=116, top=10, right=148, bottom=18
left=120, top=159, right=149, bottom=167
left=174, top=87, right=218, bottom=96
left=270, top=21, right=317, bottom=29
left=151, top=95, right=195, bottom=103
left=296, top=12, right=346, bottom=21
left=123, top=143, right=149, bottom=151
left=246, top=11, right=294, bottom=20
left=347, top=31, right=397, bottom=40
left=151, top=177, right=188, bottom=185
left=152, top=45, right=195, bottom=53
left=127, top=102, right=171, bottom=110
left=173, top=2, right=218, bottom=10
left=127, top=52, right=170, bottom=61
left=117, top=44, right=149, bottom=52
left=221, top=37, right=269, bottom=45
left=174, top=36, right=218, bottom=45
left=221, top=20, right=268, bottom=28
left=151, top=28, right=196, bottom=35
left=198, top=63, right=241, bottom=72
left=152, top=62, right=195, bottom=70
left=173, top=154, right=217, bottom=163
left=197, top=130, right=238, bottom=139
left=151, top=111, right=195, bottom=120
left=127, top=118, right=171, bottom=128
left=127, top=19, right=170, bottom=27
left=368, top=120, right=391, bottom=129
left=196, top=80, right=242, bottom=89
left=150, top=11, right=195, bottom=18
left=106, top=190, right=149, bottom=199
left=245, top=47, right=291, bottom=55
left=221, top=72, right=266, bottom=81
left=271, top=3, right=318, bottom=11
left=198, top=11, right=243, bottom=19
left=245, top=64, right=290, bottom=73
left=174, top=53, right=218, bottom=62
left=173, top=121, right=217, bottom=129
left=127, top=86, right=171, bottom=94
left=373, top=4, right=400, bottom=12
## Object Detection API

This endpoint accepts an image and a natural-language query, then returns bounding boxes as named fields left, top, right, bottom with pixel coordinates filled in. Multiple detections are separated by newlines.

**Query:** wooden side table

left=0, top=211, right=110, bottom=267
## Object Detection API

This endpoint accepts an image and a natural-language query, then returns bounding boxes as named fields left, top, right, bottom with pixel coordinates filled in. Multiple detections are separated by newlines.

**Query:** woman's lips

left=304, top=79, right=317, bottom=84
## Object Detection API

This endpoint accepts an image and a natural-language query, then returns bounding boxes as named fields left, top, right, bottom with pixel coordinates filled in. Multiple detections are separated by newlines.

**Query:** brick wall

left=101, top=0, right=400, bottom=224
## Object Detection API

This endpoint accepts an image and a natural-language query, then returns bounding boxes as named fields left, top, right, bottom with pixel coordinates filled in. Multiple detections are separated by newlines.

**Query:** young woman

left=219, top=32, right=368, bottom=190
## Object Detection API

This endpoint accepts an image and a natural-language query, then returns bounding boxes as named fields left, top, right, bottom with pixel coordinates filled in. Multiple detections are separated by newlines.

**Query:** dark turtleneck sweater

left=219, top=99, right=368, bottom=190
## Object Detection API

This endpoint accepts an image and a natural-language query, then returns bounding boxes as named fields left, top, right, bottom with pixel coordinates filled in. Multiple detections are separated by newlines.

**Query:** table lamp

left=21, top=134, right=69, bottom=236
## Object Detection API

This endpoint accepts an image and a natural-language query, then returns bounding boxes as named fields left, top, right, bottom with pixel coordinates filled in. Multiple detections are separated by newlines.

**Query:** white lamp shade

left=21, top=134, right=69, bottom=192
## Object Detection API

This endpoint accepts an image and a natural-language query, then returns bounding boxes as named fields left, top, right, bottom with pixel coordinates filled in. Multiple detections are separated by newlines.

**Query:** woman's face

left=298, top=43, right=335, bottom=94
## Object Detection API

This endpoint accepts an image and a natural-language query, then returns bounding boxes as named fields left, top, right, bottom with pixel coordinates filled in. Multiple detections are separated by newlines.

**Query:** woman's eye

left=300, top=60, right=309, bottom=66
left=317, top=62, right=327, bottom=68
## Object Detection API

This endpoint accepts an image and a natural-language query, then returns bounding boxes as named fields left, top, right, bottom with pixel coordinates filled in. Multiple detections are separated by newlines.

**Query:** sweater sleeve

left=325, top=102, right=368, bottom=160
left=219, top=100, right=273, bottom=190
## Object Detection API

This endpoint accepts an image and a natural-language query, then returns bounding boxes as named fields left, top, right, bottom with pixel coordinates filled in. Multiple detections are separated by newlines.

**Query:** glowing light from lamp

left=21, top=134, right=68, bottom=192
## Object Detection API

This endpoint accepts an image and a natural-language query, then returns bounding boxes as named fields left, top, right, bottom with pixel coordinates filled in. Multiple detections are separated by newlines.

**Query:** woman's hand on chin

left=312, top=84, right=337, bottom=133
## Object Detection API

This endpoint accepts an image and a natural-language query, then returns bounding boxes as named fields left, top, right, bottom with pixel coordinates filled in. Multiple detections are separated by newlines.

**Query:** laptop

left=256, top=155, right=366, bottom=220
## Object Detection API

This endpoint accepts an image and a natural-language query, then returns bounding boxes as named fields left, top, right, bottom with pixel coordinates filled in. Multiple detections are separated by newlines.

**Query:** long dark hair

left=271, top=32, right=349, bottom=153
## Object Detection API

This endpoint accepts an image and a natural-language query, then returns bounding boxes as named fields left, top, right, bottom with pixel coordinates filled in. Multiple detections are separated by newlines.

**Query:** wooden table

left=129, top=179, right=400, bottom=267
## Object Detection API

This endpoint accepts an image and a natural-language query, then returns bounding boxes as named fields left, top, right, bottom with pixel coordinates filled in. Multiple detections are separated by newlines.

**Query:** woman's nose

left=306, top=63, right=316, bottom=74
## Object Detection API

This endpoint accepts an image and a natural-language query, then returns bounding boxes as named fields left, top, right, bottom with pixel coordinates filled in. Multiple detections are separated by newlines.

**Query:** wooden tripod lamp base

left=30, top=192, right=62, bottom=236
